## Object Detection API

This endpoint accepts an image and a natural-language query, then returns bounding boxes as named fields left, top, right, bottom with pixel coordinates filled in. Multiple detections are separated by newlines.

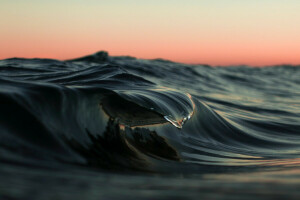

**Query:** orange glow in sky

left=0, top=1, right=300, bottom=66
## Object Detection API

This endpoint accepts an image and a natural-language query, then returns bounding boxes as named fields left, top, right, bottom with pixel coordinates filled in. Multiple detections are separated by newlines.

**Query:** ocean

left=0, top=51, right=300, bottom=199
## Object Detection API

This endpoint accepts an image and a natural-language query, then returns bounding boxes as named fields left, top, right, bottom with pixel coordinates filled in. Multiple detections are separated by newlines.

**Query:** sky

left=0, top=0, right=300, bottom=66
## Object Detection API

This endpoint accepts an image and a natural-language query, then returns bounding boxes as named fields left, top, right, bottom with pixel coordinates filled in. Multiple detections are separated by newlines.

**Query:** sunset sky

left=1, top=0, right=300, bottom=66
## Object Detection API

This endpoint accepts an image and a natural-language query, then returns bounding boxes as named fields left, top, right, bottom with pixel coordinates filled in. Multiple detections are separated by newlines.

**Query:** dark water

left=0, top=51, right=300, bottom=199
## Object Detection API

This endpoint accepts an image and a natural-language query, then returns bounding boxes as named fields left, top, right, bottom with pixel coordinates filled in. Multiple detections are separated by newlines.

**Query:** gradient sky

left=1, top=0, right=300, bottom=66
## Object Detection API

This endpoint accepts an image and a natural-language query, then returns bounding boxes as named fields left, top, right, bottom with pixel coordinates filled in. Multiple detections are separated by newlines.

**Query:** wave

left=0, top=52, right=300, bottom=174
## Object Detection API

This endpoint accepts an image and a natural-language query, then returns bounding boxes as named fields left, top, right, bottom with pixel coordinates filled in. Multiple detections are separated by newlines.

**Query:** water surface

left=0, top=51, right=300, bottom=199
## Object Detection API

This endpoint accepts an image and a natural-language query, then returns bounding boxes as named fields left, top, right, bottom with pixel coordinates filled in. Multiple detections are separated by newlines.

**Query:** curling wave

left=0, top=51, right=300, bottom=174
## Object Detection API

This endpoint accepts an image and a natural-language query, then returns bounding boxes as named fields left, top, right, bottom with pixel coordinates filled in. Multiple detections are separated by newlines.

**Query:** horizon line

left=1, top=51, right=300, bottom=68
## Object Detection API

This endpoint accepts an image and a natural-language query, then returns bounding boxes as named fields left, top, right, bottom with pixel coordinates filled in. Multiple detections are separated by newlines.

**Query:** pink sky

left=1, top=1, right=300, bottom=66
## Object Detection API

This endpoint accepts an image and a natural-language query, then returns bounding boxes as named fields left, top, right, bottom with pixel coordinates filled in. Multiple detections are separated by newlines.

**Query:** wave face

left=1, top=51, right=300, bottom=199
